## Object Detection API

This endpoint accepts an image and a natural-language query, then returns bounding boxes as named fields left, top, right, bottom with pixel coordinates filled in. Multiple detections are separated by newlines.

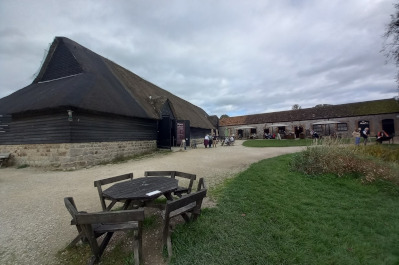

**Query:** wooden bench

left=94, top=173, right=134, bottom=211
left=161, top=188, right=207, bottom=257
left=64, top=197, right=144, bottom=265
left=0, top=153, right=11, bottom=167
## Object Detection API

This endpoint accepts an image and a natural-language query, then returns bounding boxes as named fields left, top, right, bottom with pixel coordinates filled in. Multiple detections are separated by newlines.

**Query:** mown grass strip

left=170, top=154, right=399, bottom=265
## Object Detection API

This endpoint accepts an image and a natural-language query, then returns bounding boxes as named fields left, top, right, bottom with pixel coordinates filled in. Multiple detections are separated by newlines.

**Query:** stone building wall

left=220, top=113, right=399, bottom=141
left=0, top=140, right=157, bottom=170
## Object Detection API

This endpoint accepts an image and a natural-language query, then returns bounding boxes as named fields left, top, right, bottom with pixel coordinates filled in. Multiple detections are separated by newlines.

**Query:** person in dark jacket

left=361, top=127, right=369, bottom=145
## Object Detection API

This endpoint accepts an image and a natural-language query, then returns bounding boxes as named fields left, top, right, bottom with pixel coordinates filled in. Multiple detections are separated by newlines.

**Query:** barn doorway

left=238, top=129, right=244, bottom=139
left=358, top=120, right=370, bottom=132
left=157, top=116, right=172, bottom=149
left=382, top=119, right=395, bottom=135
left=294, top=126, right=303, bottom=138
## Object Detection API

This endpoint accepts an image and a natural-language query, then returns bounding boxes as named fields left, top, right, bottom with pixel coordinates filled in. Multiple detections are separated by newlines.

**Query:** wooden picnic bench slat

left=0, top=153, right=11, bottom=167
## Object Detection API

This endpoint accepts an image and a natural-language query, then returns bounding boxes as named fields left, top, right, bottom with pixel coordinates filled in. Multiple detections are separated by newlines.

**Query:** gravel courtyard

left=0, top=141, right=303, bottom=265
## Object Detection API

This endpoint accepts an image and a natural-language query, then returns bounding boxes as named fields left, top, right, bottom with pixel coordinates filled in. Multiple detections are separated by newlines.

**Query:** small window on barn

left=313, top=125, right=322, bottom=133
left=337, top=123, right=348, bottom=131
left=250, top=128, right=257, bottom=134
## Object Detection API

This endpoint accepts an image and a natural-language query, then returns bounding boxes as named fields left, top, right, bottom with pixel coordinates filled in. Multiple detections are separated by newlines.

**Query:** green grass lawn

left=242, top=138, right=353, bottom=147
left=170, top=154, right=399, bottom=265
left=243, top=138, right=314, bottom=147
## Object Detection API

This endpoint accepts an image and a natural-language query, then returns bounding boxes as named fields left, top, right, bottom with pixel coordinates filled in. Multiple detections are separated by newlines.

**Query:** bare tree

left=291, top=104, right=302, bottom=110
left=383, top=2, right=399, bottom=86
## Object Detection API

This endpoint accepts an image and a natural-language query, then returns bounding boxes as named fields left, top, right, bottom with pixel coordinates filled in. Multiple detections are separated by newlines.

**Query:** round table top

left=103, top=177, right=178, bottom=201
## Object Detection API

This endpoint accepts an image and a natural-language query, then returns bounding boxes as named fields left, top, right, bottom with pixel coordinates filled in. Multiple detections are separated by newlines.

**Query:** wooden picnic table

left=102, top=177, right=178, bottom=210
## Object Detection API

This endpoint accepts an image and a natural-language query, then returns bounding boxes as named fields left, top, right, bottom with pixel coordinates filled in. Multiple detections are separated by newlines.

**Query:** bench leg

left=68, top=231, right=86, bottom=248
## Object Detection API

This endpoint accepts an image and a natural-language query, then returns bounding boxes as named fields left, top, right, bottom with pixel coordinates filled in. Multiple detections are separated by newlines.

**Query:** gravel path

left=0, top=141, right=303, bottom=265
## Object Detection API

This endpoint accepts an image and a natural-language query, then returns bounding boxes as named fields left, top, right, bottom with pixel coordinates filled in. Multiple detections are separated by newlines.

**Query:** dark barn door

left=158, top=116, right=171, bottom=149
left=382, top=119, right=394, bottom=135
left=358, top=120, right=369, bottom=132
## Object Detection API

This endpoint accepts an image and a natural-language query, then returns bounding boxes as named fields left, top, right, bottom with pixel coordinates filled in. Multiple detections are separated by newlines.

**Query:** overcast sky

left=0, top=0, right=398, bottom=117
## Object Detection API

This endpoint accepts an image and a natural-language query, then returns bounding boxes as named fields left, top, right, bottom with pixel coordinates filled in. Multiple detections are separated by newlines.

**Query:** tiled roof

left=220, top=99, right=399, bottom=126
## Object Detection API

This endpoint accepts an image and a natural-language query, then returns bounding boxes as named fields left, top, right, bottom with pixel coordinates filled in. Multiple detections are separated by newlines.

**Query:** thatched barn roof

left=0, top=37, right=214, bottom=129
left=220, top=98, right=399, bottom=126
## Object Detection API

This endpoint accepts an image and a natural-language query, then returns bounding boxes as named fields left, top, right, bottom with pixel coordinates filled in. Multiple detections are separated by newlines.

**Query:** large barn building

left=219, top=98, right=399, bottom=141
left=1, top=37, right=398, bottom=170
left=0, top=37, right=216, bottom=169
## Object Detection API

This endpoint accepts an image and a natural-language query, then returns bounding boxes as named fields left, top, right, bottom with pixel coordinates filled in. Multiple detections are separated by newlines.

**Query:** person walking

left=352, top=128, right=361, bottom=146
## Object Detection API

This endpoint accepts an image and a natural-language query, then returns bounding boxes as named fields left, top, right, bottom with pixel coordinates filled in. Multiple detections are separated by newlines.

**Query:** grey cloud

left=0, top=0, right=397, bottom=118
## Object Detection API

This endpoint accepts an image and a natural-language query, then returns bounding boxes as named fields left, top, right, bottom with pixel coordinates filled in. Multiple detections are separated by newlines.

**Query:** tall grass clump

left=291, top=137, right=399, bottom=186
left=359, top=144, right=399, bottom=162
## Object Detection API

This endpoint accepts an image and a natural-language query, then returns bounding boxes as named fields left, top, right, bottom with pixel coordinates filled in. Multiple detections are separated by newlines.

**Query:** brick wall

left=0, top=140, right=157, bottom=170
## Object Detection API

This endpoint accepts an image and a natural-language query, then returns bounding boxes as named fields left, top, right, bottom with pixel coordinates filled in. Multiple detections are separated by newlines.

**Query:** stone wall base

left=0, top=140, right=157, bottom=170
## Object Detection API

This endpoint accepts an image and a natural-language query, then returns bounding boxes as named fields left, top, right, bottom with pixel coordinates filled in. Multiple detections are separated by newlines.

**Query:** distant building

left=0, top=37, right=215, bottom=169
left=220, top=98, right=399, bottom=141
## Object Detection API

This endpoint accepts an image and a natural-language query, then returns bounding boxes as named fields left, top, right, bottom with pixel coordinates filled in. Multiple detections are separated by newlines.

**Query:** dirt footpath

left=0, top=141, right=303, bottom=265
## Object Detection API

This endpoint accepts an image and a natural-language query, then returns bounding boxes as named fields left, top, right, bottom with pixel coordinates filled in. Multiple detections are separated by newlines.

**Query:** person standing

left=361, top=127, right=369, bottom=145
left=310, top=129, right=319, bottom=144
left=212, top=135, right=217, bottom=148
left=352, top=128, right=361, bottom=146
left=204, top=134, right=209, bottom=148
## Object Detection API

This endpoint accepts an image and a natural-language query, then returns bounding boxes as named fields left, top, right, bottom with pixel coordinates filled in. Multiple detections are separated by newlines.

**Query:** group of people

left=221, top=136, right=235, bottom=146
left=352, top=127, right=392, bottom=145
left=352, top=127, right=369, bottom=145
left=203, top=127, right=392, bottom=148
left=203, top=134, right=220, bottom=148
left=263, top=132, right=281, bottom=140
left=204, top=134, right=235, bottom=148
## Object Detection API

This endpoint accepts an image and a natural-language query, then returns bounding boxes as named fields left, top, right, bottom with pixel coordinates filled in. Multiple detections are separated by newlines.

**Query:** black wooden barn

left=0, top=37, right=216, bottom=167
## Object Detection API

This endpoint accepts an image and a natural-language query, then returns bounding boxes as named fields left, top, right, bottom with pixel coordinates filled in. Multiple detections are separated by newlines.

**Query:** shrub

left=357, top=144, right=399, bottom=163
left=291, top=140, right=399, bottom=186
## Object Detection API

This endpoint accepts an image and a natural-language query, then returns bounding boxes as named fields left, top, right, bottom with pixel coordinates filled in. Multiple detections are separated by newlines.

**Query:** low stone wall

left=0, top=140, right=157, bottom=170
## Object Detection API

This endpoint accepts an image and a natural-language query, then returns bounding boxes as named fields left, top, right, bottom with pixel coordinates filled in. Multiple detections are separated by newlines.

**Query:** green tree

left=220, top=114, right=229, bottom=119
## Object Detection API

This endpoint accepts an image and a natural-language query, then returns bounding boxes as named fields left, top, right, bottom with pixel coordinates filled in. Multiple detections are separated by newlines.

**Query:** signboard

left=176, top=122, right=185, bottom=146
